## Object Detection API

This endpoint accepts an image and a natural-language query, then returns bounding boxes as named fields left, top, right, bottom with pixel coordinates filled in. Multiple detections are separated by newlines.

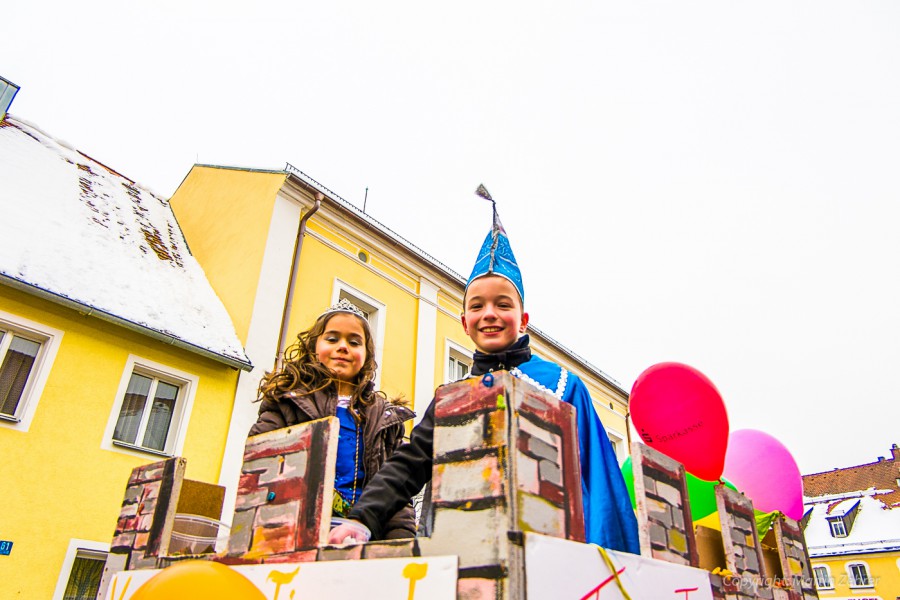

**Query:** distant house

left=168, top=163, right=632, bottom=520
left=802, top=443, right=900, bottom=597
left=0, top=116, right=250, bottom=599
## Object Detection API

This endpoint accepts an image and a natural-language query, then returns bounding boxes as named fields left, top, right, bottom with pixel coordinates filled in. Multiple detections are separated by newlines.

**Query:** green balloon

left=621, top=455, right=737, bottom=520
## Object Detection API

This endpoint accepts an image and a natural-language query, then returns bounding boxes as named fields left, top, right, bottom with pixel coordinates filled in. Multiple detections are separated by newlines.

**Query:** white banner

left=525, top=534, right=714, bottom=600
left=106, top=555, right=458, bottom=600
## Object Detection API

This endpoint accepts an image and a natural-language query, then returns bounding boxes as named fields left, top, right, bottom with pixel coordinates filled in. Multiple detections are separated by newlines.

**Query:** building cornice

left=0, top=273, right=252, bottom=371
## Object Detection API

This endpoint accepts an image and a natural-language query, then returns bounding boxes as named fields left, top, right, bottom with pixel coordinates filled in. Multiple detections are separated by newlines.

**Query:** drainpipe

left=275, top=193, right=322, bottom=369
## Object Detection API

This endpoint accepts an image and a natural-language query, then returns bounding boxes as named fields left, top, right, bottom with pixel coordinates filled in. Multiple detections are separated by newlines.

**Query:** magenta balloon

left=629, top=362, right=729, bottom=481
left=722, top=429, right=804, bottom=520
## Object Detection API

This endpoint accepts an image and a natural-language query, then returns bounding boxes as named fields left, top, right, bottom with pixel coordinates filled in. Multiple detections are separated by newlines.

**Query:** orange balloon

left=131, top=560, right=266, bottom=600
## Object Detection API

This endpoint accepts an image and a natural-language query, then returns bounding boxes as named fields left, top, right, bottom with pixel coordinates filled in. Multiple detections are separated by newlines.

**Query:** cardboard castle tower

left=100, top=373, right=818, bottom=600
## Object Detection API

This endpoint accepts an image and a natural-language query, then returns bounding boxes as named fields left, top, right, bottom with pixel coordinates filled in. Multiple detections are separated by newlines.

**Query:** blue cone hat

left=465, top=184, right=525, bottom=303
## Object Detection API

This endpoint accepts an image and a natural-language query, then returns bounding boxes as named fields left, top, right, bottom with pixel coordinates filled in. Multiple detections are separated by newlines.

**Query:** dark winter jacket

left=249, top=382, right=417, bottom=539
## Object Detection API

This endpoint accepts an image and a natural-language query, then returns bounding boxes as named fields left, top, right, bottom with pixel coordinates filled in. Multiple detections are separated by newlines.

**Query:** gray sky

left=6, top=1, right=900, bottom=476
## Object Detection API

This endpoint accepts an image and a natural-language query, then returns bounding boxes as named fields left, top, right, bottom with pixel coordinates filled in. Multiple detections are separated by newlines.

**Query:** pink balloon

left=630, top=362, right=729, bottom=481
left=722, top=429, right=803, bottom=520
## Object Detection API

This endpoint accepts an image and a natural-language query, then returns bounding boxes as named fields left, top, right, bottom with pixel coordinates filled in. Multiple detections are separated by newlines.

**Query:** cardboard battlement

left=100, top=373, right=818, bottom=599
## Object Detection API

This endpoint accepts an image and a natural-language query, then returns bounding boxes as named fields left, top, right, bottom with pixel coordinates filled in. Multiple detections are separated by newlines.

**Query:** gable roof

left=803, top=444, right=900, bottom=502
left=0, top=116, right=250, bottom=370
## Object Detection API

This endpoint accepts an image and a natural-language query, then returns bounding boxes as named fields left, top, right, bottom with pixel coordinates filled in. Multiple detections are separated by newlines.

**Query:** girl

left=250, top=298, right=416, bottom=539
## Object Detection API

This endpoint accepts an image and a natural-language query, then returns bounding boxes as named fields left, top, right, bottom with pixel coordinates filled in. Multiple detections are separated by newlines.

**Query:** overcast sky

left=6, top=1, right=900, bottom=476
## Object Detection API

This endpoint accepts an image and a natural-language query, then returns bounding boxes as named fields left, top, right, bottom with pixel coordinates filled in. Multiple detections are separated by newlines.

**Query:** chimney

left=0, top=76, right=20, bottom=123
left=892, top=443, right=900, bottom=461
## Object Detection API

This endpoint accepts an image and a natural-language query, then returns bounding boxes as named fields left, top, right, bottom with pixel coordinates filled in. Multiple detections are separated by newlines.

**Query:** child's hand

left=327, top=519, right=371, bottom=545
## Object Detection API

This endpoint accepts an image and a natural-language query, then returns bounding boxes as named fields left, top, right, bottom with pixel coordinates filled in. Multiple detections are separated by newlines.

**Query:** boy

left=329, top=187, right=639, bottom=553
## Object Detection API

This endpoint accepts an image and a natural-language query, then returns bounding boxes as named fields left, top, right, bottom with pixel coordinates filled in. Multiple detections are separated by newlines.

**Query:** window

left=449, top=355, right=470, bottom=380
left=606, top=429, right=626, bottom=464
left=62, top=550, right=106, bottom=599
left=828, top=517, right=847, bottom=537
left=333, top=282, right=385, bottom=387
left=104, top=356, right=196, bottom=457
left=0, top=331, right=41, bottom=418
left=0, top=312, right=62, bottom=430
left=848, top=563, right=872, bottom=587
left=813, top=566, right=832, bottom=589
left=445, top=342, right=473, bottom=383
left=52, top=540, right=109, bottom=600
left=113, top=372, right=181, bottom=452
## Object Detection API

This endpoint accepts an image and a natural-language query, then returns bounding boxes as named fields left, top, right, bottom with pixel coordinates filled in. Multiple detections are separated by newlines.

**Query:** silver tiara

left=322, top=298, right=368, bottom=321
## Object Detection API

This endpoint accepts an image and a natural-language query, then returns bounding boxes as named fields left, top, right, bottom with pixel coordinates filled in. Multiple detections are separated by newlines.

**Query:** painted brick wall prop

left=419, top=372, right=583, bottom=598
left=773, top=515, right=819, bottom=600
left=715, top=485, right=773, bottom=600
left=97, top=458, right=186, bottom=599
left=630, top=441, right=699, bottom=567
left=109, top=458, right=185, bottom=568
left=225, top=416, right=339, bottom=561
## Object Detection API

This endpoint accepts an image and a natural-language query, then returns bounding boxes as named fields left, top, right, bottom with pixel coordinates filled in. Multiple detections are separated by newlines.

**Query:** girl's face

left=461, top=275, right=529, bottom=354
left=315, top=313, right=367, bottom=384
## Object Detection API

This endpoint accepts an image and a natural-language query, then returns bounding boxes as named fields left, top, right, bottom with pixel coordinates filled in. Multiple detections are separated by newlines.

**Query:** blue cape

left=516, top=355, right=640, bottom=553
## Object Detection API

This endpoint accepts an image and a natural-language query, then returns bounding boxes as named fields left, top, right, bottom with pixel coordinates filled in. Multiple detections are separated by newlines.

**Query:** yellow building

left=1, top=104, right=630, bottom=598
left=803, top=444, right=900, bottom=599
left=168, top=163, right=632, bottom=519
left=0, top=116, right=251, bottom=599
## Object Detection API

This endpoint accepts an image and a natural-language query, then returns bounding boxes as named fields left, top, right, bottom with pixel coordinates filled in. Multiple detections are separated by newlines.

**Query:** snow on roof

left=825, top=498, right=859, bottom=517
left=803, top=491, right=900, bottom=557
left=0, top=117, right=250, bottom=369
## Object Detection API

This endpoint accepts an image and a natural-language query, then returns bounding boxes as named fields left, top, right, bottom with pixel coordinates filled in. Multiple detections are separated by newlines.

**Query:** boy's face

left=461, top=275, right=529, bottom=354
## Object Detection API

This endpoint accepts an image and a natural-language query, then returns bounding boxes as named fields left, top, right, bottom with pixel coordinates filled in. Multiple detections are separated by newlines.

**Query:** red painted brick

left=238, top=472, right=260, bottom=494
left=244, top=427, right=312, bottom=461
left=264, top=477, right=308, bottom=506
left=141, top=481, right=161, bottom=502
left=538, top=480, right=566, bottom=506
left=435, top=379, right=502, bottom=419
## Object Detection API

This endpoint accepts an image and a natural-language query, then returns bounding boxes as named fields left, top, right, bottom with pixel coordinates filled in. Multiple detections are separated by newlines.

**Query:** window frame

left=828, top=516, right=848, bottom=537
left=847, top=561, right=873, bottom=588
left=812, top=565, right=833, bottom=590
left=445, top=340, right=473, bottom=383
left=332, top=281, right=385, bottom=388
left=51, top=538, right=109, bottom=600
left=605, top=428, right=627, bottom=463
left=101, top=355, right=197, bottom=457
left=0, top=310, right=63, bottom=432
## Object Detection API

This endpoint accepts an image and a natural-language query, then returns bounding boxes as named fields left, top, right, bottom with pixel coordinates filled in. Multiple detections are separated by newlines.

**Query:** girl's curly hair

left=256, top=311, right=385, bottom=421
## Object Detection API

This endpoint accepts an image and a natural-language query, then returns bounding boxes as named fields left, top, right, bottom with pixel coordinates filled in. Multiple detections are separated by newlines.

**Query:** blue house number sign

left=0, top=541, right=12, bottom=556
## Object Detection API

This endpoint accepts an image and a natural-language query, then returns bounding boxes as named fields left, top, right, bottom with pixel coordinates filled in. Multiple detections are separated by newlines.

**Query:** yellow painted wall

left=169, top=166, right=287, bottom=344
left=285, top=233, right=419, bottom=405
left=812, top=551, right=900, bottom=598
left=433, top=303, right=475, bottom=386
left=0, top=286, right=239, bottom=598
